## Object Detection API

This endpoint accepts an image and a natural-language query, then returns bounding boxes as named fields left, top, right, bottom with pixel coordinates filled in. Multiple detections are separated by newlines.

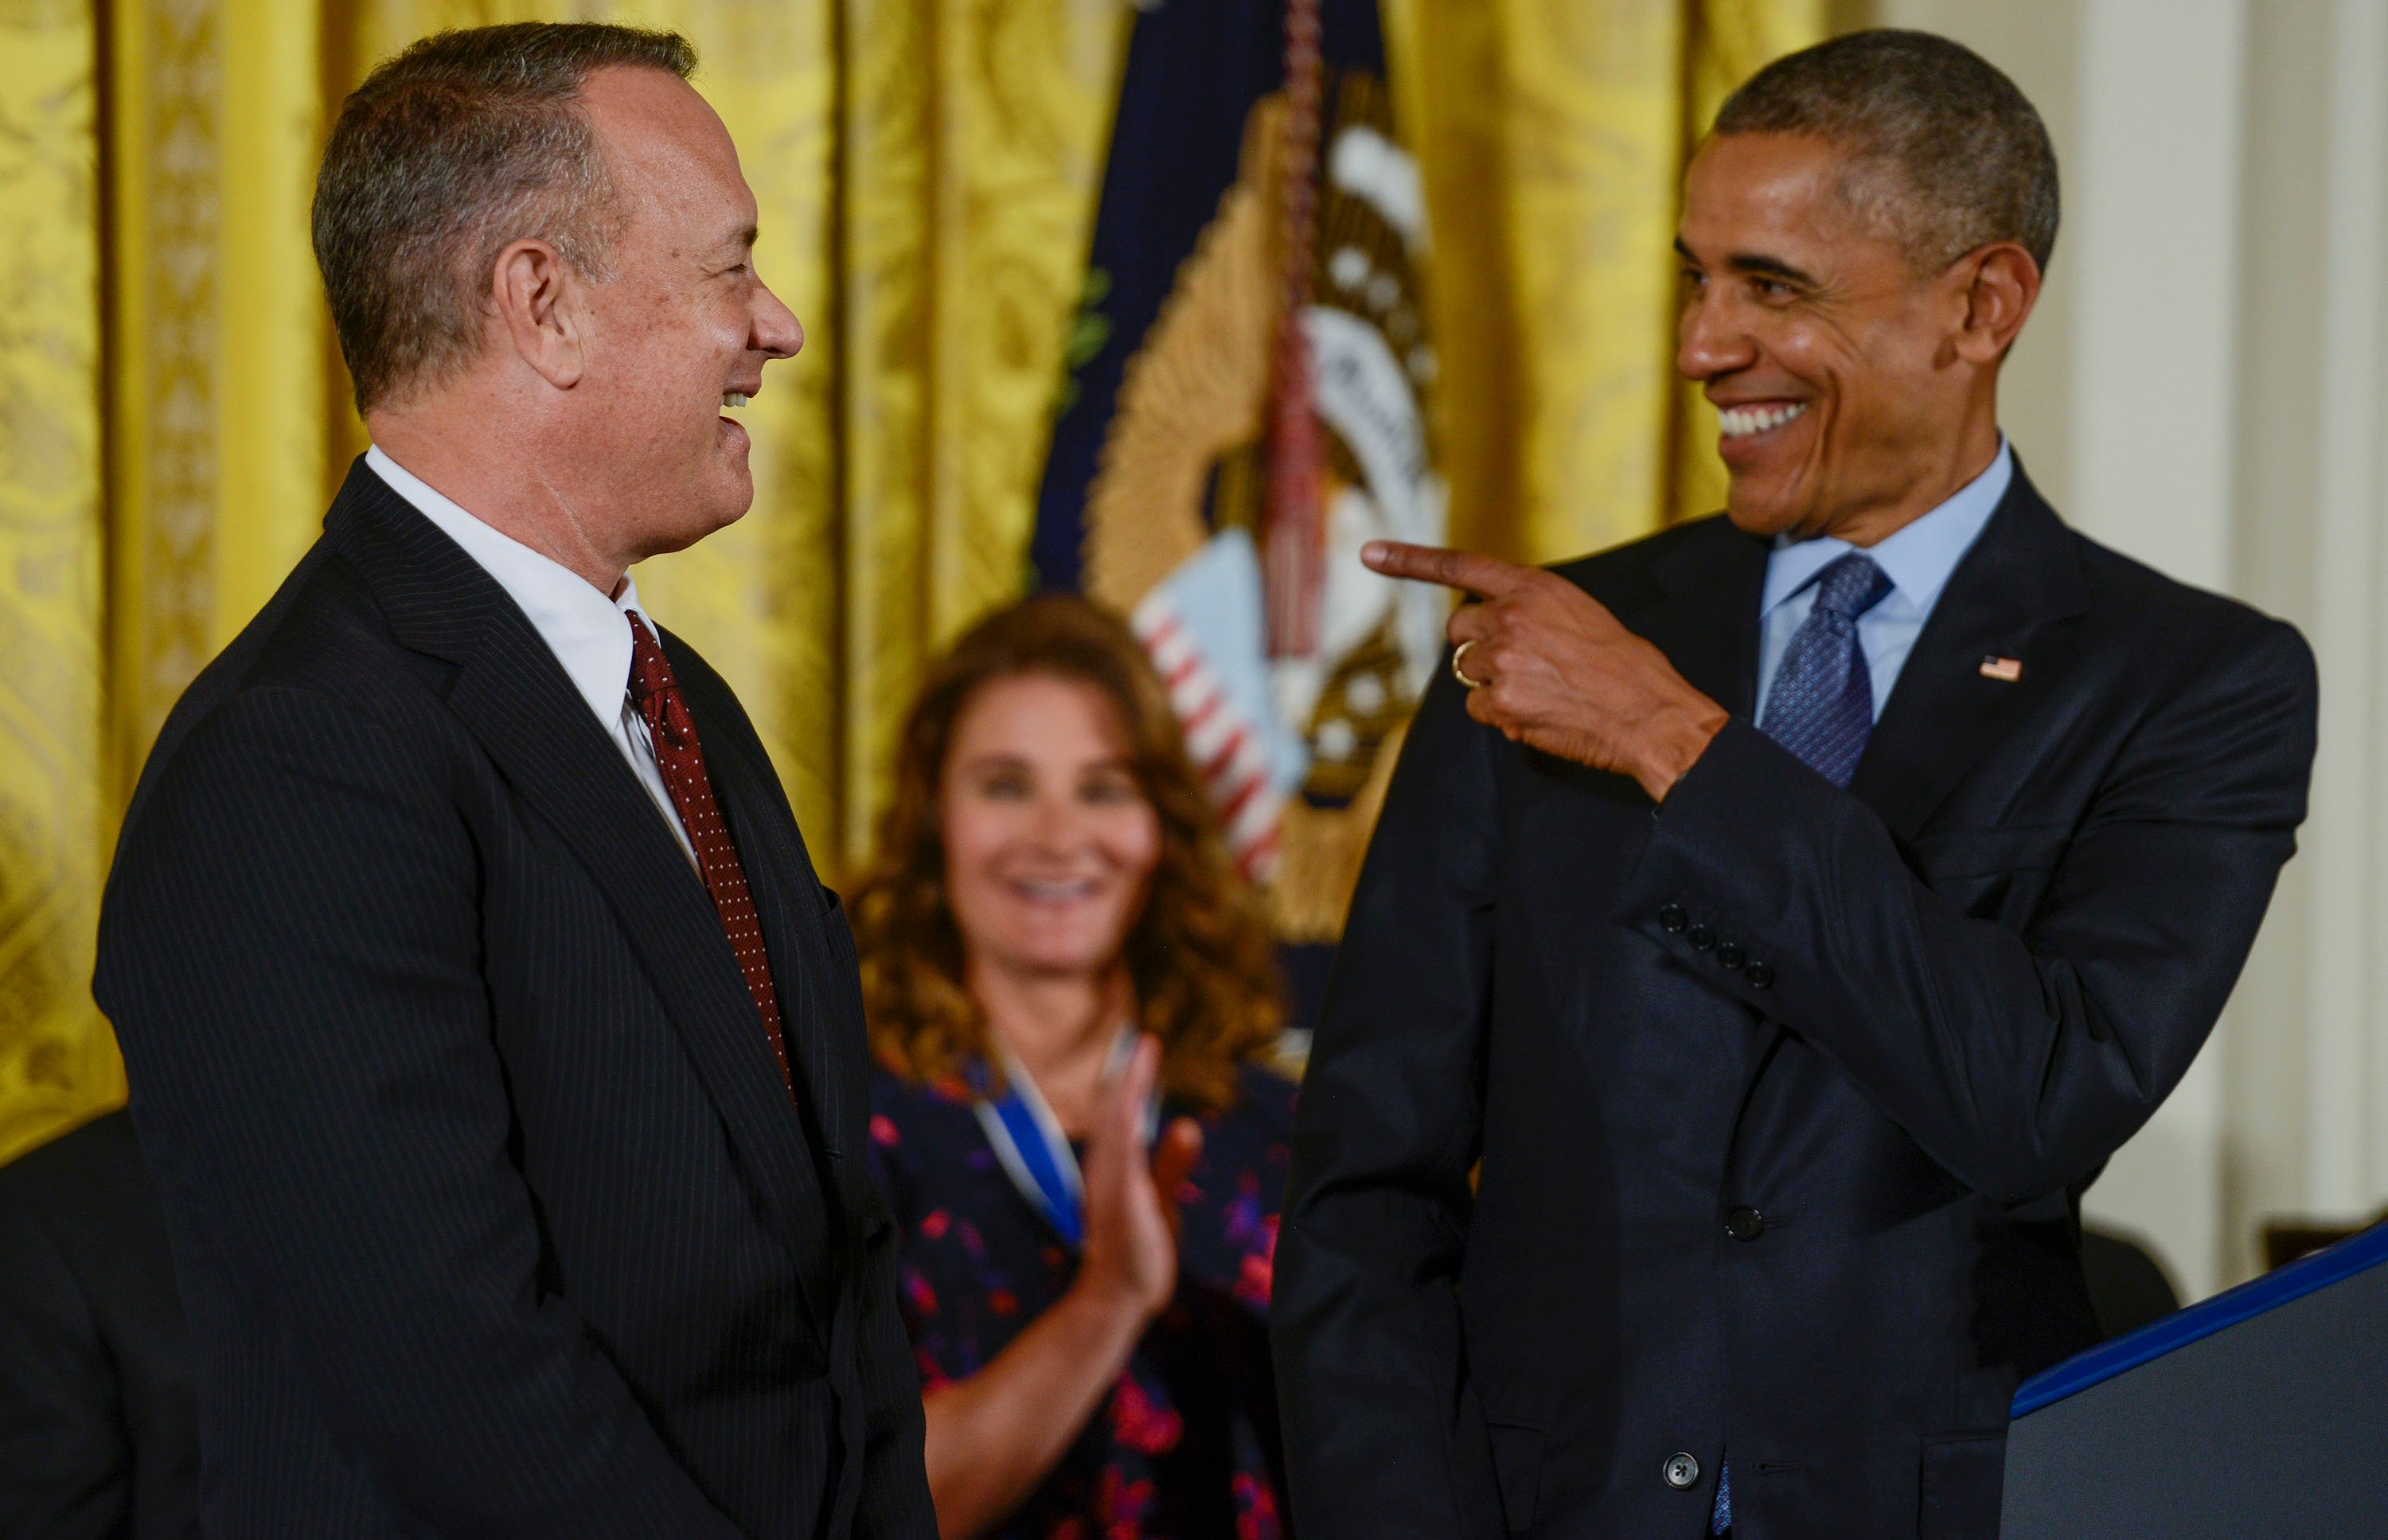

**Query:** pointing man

left=96, top=25, right=932, bottom=1537
left=1273, top=30, right=2316, bottom=1539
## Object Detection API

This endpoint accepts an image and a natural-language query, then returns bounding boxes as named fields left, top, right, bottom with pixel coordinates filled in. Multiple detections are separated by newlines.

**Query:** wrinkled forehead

left=1680, top=131, right=1924, bottom=274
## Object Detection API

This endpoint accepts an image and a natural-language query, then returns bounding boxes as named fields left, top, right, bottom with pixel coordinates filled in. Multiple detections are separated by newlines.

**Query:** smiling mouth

left=1008, top=876, right=1102, bottom=903
left=1718, top=401, right=1807, bottom=440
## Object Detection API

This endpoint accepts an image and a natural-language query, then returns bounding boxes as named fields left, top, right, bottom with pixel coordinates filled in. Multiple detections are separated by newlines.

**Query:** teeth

left=1719, top=402, right=1806, bottom=439
left=722, top=392, right=748, bottom=408
left=1017, top=879, right=1097, bottom=900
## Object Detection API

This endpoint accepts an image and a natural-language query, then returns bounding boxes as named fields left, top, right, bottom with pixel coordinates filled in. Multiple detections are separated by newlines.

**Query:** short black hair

left=1712, top=29, right=2059, bottom=273
left=312, top=22, right=698, bottom=412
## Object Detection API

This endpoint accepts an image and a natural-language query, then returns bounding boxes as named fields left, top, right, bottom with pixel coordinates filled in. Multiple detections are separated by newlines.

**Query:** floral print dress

left=865, top=1059, right=1296, bottom=1540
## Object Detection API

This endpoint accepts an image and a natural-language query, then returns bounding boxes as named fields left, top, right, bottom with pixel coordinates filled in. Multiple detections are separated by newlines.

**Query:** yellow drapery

left=2, top=0, right=1820, bottom=1162
left=2, top=0, right=114, bottom=1160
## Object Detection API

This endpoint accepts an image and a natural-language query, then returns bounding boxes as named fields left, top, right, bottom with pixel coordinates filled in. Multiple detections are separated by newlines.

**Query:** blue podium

left=2001, top=1219, right=2388, bottom=1536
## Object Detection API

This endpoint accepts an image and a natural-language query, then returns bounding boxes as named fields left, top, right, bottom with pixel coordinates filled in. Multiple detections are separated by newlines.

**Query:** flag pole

left=1263, top=0, right=1327, bottom=662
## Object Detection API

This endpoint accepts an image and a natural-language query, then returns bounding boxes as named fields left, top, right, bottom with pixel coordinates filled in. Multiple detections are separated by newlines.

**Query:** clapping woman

left=851, top=596, right=1294, bottom=1540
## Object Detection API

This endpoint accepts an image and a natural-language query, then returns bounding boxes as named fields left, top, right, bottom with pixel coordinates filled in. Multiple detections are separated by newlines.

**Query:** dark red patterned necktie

left=626, top=612, right=794, bottom=1097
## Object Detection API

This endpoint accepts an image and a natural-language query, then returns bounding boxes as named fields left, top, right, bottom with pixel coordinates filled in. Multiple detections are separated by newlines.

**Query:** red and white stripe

left=1130, top=595, right=1286, bottom=883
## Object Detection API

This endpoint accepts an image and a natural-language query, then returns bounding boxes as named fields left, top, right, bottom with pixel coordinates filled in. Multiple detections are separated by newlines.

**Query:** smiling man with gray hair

left=96, top=23, right=933, bottom=1538
left=1273, top=29, right=2317, bottom=1539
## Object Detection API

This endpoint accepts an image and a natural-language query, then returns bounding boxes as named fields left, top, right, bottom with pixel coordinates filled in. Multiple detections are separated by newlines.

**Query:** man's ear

left=490, top=238, right=586, bottom=389
left=1952, top=241, right=2041, bottom=365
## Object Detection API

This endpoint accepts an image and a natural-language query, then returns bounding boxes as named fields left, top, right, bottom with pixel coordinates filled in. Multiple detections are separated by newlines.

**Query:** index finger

left=1361, top=541, right=1532, bottom=598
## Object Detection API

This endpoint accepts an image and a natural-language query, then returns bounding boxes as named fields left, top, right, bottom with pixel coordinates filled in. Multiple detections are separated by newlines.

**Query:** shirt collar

left=1760, top=437, right=2014, bottom=618
left=365, top=445, right=646, bottom=728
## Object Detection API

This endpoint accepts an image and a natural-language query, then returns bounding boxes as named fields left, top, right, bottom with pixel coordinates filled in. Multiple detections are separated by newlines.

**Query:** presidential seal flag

left=1036, top=0, right=1443, bottom=970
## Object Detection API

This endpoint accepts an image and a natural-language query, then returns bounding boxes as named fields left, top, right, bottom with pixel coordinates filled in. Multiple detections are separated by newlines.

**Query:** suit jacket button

left=1659, top=903, right=1690, bottom=934
left=1743, top=960, right=1775, bottom=990
left=1715, top=941, right=1745, bottom=969
left=1687, top=924, right=1717, bottom=953
left=1727, top=1205, right=1766, bottom=1242
left=1664, top=1452, right=1700, bottom=1489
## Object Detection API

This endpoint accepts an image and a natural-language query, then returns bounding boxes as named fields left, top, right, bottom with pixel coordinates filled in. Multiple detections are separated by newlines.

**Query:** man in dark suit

left=0, top=1110, right=197, bottom=1538
left=1272, top=30, right=2316, bottom=1540
left=94, top=24, right=932, bottom=1538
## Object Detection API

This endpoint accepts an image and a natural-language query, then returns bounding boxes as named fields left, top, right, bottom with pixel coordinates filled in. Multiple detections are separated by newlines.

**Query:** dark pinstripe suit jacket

left=95, top=462, right=935, bottom=1538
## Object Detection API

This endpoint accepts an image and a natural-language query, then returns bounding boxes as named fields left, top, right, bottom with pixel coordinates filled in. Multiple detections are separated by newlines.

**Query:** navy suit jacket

left=1271, top=469, right=2317, bottom=1539
left=94, top=462, right=935, bottom=1538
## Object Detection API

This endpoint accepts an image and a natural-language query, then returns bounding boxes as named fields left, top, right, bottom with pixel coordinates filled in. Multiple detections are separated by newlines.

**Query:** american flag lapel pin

left=1980, top=655, right=2023, bottom=682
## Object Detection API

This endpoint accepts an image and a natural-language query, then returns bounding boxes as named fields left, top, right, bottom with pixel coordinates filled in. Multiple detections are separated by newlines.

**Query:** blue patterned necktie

left=1757, top=552, right=1894, bottom=786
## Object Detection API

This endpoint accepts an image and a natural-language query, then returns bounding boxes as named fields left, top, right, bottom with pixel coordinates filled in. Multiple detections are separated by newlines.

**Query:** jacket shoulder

left=1546, top=513, right=1745, bottom=613
left=172, top=543, right=426, bottom=719
left=0, top=1109, right=142, bottom=1213
left=126, top=539, right=455, bottom=826
left=2067, top=528, right=2315, bottom=686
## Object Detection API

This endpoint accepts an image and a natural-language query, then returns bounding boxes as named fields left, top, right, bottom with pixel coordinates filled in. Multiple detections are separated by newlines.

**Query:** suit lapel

left=323, top=462, right=833, bottom=1331
left=1844, top=468, right=2090, bottom=844
left=667, top=649, right=873, bottom=1211
left=1631, top=518, right=1773, bottom=719
left=1617, top=521, right=1777, bottom=1097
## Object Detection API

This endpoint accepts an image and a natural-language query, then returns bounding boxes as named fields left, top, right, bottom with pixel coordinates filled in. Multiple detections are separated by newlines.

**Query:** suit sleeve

left=1270, top=667, right=1507, bottom=1540
left=95, top=688, right=747, bottom=1539
left=1622, top=614, right=2317, bottom=1206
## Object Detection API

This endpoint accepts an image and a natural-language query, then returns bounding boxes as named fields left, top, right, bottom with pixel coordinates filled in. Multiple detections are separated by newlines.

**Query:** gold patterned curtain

left=1, top=0, right=1818, bottom=1162
left=2, top=0, right=111, bottom=1164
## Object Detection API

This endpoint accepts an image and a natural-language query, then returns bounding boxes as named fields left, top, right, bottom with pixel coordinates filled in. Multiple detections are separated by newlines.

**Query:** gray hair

left=1712, top=29, right=2059, bottom=274
left=312, top=22, right=698, bottom=413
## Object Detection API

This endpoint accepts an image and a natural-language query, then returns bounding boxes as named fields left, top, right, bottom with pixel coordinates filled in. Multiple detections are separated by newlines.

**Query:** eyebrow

left=701, top=224, right=759, bottom=273
left=956, top=751, right=1136, bottom=775
left=1675, top=236, right=1819, bottom=286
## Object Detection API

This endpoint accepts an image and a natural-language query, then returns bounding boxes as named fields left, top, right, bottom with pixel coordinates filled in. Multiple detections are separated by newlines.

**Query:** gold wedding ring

left=1452, top=639, right=1487, bottom=690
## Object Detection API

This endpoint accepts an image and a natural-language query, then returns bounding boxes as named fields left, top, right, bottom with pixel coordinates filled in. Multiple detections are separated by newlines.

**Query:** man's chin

left=700, top=462, right=757, bottom=530
left=1722, top=482, right=1809, bottom=540
left=638, top=491, right=752, bottom=563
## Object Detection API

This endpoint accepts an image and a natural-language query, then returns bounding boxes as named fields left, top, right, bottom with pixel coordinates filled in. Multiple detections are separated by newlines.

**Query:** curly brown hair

left=850, top=595, right=1283, bottom=1113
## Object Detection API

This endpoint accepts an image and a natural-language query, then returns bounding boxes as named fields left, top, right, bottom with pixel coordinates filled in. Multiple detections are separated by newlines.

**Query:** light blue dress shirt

left=1753, top=438, right=2014, bottom=724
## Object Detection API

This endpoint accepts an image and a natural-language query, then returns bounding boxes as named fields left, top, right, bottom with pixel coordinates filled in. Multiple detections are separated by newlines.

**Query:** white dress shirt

left=365, top=445, right=698, bottom=866
left=1754, top=437, right=2014, bottom=724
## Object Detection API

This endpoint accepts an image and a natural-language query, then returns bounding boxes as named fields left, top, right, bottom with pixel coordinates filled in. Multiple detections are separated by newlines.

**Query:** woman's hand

left=1073, top=1035, right=1204, bottom=1325
left=918, top=1035, right=1204, bottom=1538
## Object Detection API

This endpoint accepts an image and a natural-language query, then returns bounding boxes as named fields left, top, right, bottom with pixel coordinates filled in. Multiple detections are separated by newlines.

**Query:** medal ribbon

left=971, top=1028, right=1156, bottom=1248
